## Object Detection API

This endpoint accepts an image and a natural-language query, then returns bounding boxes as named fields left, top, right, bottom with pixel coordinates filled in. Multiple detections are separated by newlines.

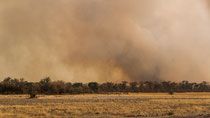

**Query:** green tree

left=88, top=82, right=99, bottom=93
left=39, top=77, right=52, bottom=94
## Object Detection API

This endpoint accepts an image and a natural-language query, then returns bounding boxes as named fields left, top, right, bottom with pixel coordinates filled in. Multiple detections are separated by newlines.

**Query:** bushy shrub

left=168, top=91, right=174, bottom=95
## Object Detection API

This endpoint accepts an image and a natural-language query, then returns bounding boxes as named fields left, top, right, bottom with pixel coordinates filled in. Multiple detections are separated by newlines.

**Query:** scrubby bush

left=0, top=77, right=209, bottom=95
left=168, top=91, right=174, bottom=95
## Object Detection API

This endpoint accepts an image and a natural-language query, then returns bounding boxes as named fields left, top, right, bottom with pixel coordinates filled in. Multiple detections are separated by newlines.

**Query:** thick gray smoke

left=0, top=0, right=210, bottom=82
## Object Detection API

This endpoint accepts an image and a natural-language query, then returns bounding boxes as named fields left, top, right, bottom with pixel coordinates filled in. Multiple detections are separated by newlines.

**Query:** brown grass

left=0, top=93, right=209, bottom=117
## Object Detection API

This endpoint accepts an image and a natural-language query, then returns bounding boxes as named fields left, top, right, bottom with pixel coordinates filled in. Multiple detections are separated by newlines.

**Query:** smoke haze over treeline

left=0, top=0, right=210, bottom=82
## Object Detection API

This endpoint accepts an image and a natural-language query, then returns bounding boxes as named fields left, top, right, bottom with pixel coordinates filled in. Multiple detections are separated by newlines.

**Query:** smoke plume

left=0, top=0, right=210, bottom=82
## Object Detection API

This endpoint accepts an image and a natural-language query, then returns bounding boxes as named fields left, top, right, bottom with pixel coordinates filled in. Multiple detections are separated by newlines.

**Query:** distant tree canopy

left=0, top=77, right=209, bottom=94
left=88, top=82, right=99, bottom=93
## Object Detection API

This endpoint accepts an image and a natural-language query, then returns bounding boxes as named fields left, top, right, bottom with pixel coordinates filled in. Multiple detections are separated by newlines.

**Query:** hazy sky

left=0, top=0, right=210, bottom=82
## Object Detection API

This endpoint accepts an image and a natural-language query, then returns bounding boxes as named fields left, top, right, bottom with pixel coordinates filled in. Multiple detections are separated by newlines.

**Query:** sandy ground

left=0, top=93, right=209, bottom=117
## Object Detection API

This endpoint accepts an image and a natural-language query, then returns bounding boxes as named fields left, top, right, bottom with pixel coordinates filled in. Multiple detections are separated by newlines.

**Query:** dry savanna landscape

left=1, top=0, right=210, bottom=118
left=0, top=93, right=209, bottom=118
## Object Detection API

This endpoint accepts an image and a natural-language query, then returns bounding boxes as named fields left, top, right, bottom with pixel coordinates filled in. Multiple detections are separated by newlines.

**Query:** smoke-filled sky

left=0, top=0, right=210, bottom=82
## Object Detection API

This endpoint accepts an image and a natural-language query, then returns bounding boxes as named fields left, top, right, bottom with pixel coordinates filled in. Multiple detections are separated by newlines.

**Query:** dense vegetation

left=0, top=77, right=210, bottom=95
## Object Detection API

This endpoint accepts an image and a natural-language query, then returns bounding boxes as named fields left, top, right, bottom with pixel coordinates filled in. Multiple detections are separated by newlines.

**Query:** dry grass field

left=0, top=93, right=209, bottom=118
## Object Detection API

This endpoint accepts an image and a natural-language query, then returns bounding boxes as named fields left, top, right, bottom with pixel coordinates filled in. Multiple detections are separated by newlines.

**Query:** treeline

left=0, top=77, right=210, bottom=95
